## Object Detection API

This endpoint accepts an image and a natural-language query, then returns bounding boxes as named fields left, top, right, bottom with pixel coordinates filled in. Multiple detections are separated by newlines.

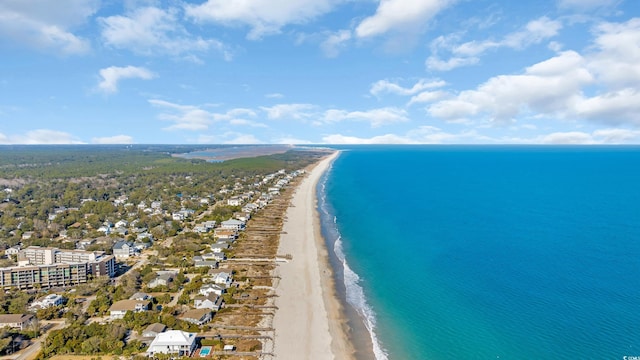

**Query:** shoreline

left=272, top=151, right=356, bottom=359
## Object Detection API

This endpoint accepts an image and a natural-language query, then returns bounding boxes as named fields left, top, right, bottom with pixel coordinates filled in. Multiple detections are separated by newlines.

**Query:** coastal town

left=0, top=146, right=337, bottom=360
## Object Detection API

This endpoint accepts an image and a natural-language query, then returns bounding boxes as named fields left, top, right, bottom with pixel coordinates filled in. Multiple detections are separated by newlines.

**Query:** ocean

left=317, top=146, right=640, bottom=360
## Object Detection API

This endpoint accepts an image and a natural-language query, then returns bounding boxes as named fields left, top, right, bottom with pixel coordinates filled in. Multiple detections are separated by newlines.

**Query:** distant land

left=173, top=144, right=294, bottom=162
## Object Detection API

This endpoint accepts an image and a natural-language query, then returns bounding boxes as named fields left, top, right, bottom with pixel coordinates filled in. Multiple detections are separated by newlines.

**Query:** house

left=210, top=242, right=230, bottom=253
left=148, top=272, right=175, bottom=288
left=5, top=246, right=21, bottom=256
left=220, top=219, right=245, bottom=231
left=147, top=330, right=197, bottom=357
left=179, top=308, right=211, bottom=325
left=193, top=256, right=218, bottom=268
left=109, top=300, right=150, bottom=320
left=30, top=294, right=65, bottom=309
left=142, top=323, right=166, bottom=338
left=214, top=228, right=238, bottom=241
left=234, top=212, right=251, bottom=222
left=227, top=197, right=242, bottom=206
left=194, top=293, right=223, bottom=311
left=115, top=220, right=128, bottom=228
left=199, top=283, right=225, bottom=297
left=210, top=270, right=232, bottom=287
left=0, top=314, right=35, bottom=331
left=113, top=240, right=135, bottom=259
left=130, top=292, right=152, bottom=301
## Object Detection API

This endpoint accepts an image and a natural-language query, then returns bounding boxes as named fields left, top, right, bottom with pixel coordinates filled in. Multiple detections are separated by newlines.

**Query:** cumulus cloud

left=97, top=66, right=156, bottom=93
left=370, top=78, right=446, bottom=97
left=323, top=126, right=640, bottom=145
left=557, top=0, right=617, bottom=11
left=196, top=132, right=263, bottom=144
left=150, top=99, right=216, bottom=130
left=427, top=18, right=640, bottom=127
left=0, top=129, right=85, bottom=144
left=150, top=100, right=268, bottom=131
left=91, top=135, right=134, bottom=144
left=407, top=91, right=448, bottom=106
left=185, top=0, right=341, bottom=40
left=0, top=0, right=97, bottom=54
left=99, top=6, right=231, bottom=60
left=320, top=30, right=352, bottom=58
left=320, top=107, right=409, bottom=127
left=355, top=0, right=452, bottom=38
left=427, top=16, right=563, bottom=71
left=322, top=133, right=419, bottom=144
left=260, top=104, right=318, bottom=120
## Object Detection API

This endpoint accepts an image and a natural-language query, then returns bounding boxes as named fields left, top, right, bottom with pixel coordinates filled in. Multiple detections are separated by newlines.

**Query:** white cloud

left=355, top=0, right=453, bottom=38
left=427, top=18, right=640, bottom=126
left=427, top=16, right=563, bottom=71
left=558, top=0, right=617, bottom=11
left=320, top=30, right=352, bottom=58
left=185, top=0, right=341, bottom=40
left=261, top=104, right=318, bottom=120
left=224, top=134, right=263, bottom=144
left=587, top=19, right=640, bottom=90
left=100, top=6, right=231, bottom=60
left=370, top=78, right=446, bottom=97
left=91, top=135, right=134, bottom=144
left=408, top=91, right=448, bottom=106
left=0, top=0, right=96, bottom=55
left=323, top=127, right=640, bottom=145
left=322, top=133, right=419, bottom=144
left=428, top=50, right=594, bottom=124
left=265, top=93, right=284, bottom=99
left=321, top=107, right=409, bottom=127
left=150, top=99, right=216, bottom=131
left=275, top=136, right=313, bottom=144
left=0, top=129, right=85, bottom=144
left=97, top=66, right=156, bottom=93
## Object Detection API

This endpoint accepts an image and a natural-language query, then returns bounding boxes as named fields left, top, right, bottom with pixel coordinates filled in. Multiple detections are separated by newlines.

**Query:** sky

left=1, top=0, right=639, bottom=145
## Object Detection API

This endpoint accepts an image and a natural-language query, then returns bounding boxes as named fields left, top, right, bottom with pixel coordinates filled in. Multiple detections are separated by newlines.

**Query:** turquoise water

left=319, top=146, right=640, bottom=359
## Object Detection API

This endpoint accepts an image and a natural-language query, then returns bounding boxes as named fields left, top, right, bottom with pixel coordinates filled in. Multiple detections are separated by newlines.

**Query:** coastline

left=272, top=151, right=356, bottom=359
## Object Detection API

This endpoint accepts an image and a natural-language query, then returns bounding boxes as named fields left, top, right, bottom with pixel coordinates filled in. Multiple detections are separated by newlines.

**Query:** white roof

left=148, top=330, right=196, bottom=347
left=222, top=219, right=244, bottom=225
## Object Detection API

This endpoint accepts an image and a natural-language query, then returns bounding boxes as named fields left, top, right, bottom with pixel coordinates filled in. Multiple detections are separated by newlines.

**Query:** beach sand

left=273, top=151, right=355, bottom=360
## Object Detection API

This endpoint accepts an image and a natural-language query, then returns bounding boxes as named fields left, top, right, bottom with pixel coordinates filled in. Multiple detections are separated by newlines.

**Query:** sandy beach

left=273, top=151, right=355, bottom=360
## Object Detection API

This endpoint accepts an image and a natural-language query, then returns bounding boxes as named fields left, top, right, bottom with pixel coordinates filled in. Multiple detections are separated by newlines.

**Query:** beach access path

left=272, top=151, right=354, bottom=360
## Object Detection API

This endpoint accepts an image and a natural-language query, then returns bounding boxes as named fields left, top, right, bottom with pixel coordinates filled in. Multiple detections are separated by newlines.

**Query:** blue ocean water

left=318, top=146, right=640, bottom=360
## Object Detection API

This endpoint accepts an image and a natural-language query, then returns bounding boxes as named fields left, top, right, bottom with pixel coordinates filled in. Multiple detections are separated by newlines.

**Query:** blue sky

left=1, top=0, right=639, bottom=144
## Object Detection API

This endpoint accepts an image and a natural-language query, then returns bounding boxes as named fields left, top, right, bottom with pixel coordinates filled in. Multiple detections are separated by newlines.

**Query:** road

left=11, top=320, right=65, bottom=360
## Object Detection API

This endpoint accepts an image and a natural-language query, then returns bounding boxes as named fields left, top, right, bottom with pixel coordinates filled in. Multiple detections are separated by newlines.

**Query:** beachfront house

left=146, top=330, right=197, bottom=357
left=179, top=308, right=211, bottom=325
left=194, top=293, right=223, bottom=311
left=220, top=219, right=245, bottom=231
left=199, top=283, right=225, bottom=297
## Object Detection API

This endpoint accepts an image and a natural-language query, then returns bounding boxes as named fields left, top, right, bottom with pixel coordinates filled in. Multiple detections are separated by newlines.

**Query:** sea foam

left=319, top=168, right=388, bottom=360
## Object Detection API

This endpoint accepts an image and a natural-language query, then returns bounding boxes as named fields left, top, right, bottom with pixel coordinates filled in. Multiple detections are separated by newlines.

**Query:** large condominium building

left=0, top=246, right=115, bottom=289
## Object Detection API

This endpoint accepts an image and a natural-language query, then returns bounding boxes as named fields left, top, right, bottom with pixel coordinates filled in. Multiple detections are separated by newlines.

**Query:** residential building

left=109, top=300, right=150, bottom=320
left=146, top=330, right=197, bottom=357
left=0, top=314, right=35, bottom=331
left=0, top=263, right=88, bottom=289
left=142, top=323, right=167, bottom=338
left=179, top=308, right=211, bottom=325
left=113, top=240, right=135, bottom=259
left=30, top=294, right=65, bottom=309
left=220, top=219, right=245, bottom=231
left=194, top=293, right=223, bottom=311
left=199, top=283, right=225, bottom=297
left=213, top=228, right=237, bottom=241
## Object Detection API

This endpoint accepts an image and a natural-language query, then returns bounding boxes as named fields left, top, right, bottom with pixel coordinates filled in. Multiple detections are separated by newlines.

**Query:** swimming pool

left=200, top=346, right=211, bottom=357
